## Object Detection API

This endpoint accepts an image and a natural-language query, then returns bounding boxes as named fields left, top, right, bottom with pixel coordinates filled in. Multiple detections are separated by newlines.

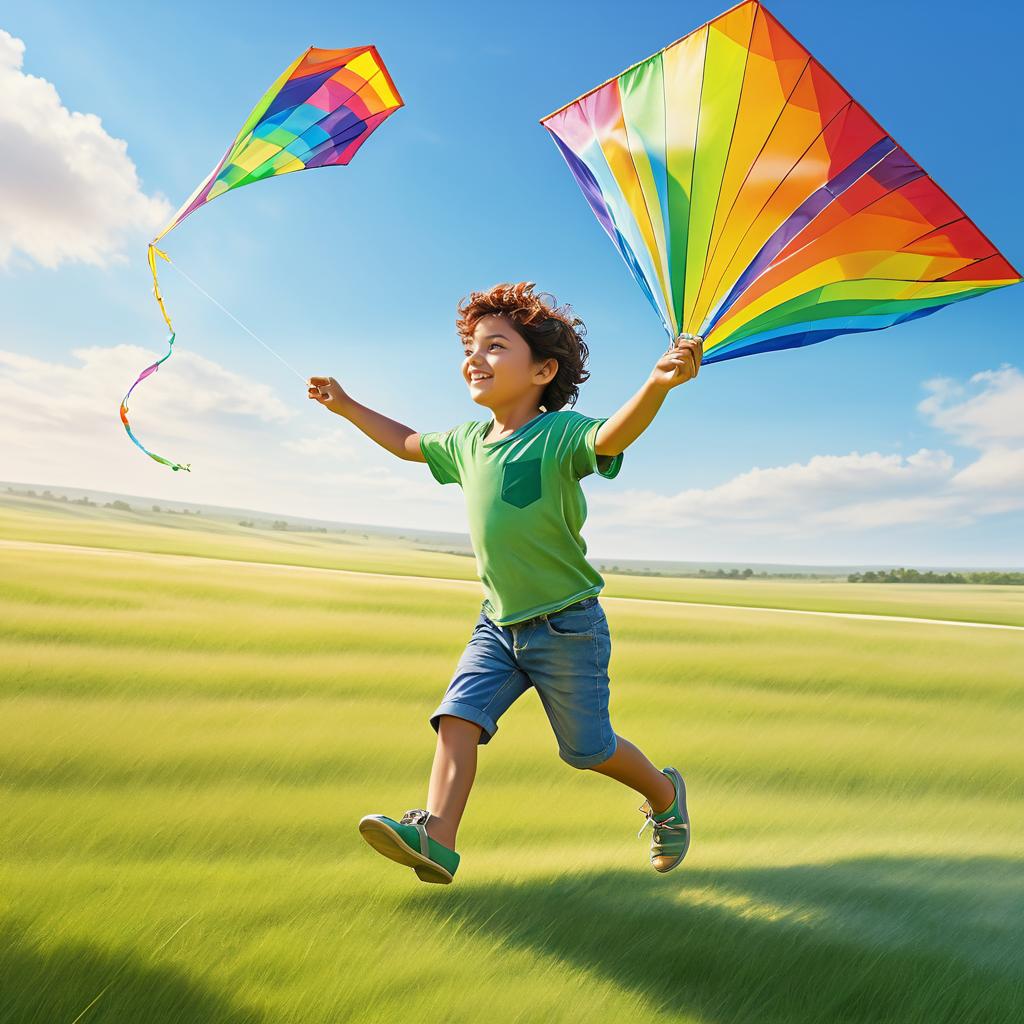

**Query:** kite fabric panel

left=152, top=45, right=403, bottom=245
left=122, top=44, right=402, bottom=473
left=540, top=0, right=1020, bottom=364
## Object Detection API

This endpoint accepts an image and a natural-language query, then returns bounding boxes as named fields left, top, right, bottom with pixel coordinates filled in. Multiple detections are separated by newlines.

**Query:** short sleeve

left=561, top=414, right=623, bottom=481
left=419, top=425, right=464, bottom=486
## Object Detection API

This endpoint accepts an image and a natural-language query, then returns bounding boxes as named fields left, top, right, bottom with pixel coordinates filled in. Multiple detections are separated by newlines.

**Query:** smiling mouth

left=469, top=375, right=492, bottom=384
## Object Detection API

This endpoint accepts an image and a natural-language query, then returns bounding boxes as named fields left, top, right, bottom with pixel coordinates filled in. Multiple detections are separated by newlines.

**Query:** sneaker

left=358, top=808, right=461, bottom=884
left=637, top=767, right=691, bottom=873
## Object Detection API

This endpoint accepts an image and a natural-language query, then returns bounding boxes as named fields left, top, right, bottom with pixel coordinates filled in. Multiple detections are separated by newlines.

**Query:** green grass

left=1, top=505, right=1022, bottom=1023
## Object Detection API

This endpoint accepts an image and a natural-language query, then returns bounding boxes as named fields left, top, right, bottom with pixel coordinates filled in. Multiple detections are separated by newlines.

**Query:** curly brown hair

left=456, top=282, right=590, bottom=412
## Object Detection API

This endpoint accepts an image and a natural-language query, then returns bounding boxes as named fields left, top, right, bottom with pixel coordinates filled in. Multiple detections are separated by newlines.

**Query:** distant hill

left=3, top=480, right=1021, bottom=579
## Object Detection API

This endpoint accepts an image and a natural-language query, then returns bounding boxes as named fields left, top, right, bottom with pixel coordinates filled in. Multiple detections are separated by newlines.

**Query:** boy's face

left=461, top=314, right=556, bottom=410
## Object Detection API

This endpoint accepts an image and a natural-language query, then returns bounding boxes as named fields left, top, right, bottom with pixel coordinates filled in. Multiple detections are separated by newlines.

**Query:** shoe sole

left=653, top=767, right=691, bottom=873
left=358, top=816, right=455, bottom=884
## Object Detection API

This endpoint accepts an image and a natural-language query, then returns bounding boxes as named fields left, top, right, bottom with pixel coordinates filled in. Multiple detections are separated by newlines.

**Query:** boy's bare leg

left=587, top=733, right=676, bottom=813
left=424, top=715, right=482, bottom=849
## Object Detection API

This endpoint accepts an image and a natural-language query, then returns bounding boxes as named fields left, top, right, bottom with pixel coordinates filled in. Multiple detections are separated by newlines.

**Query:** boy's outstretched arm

left=594, top=336, right=703, bottom=457
left=308, top=376, right=426, bottom=462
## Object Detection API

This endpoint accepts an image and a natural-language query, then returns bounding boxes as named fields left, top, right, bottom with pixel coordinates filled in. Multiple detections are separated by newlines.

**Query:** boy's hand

left=308, top=375, right=350, bottom=412
left=648, top=334, right=703, bottom=392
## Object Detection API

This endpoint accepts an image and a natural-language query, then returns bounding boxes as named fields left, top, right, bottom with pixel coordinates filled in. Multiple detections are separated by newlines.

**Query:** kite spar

left=122, top=45, right=403, bottom=471
left=540, top=0, right=1020, bottom=365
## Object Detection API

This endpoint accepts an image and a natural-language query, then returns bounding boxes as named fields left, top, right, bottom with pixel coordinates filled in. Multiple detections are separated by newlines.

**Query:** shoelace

left=637, top=802, right=689, bottom=841
left=399, top=808, right=431, bottom=827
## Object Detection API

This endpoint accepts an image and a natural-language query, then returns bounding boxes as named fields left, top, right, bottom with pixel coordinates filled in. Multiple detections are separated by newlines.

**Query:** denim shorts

left=429, top=595, right=617, bottom=768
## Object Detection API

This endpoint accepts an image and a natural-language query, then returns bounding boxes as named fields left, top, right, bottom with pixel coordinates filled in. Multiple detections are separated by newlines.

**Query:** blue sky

left=1, top=0, right=1021, bottom=567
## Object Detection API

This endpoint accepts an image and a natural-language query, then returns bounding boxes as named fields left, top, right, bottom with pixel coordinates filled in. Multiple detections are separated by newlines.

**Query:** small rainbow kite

left=540, top=0, right=1020, bottom=364
left=122, top=45, right=403, bottom=471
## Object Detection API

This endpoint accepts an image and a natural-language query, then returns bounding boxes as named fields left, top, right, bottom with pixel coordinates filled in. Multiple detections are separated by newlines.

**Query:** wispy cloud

left=0, top=342, right=451, bottom=522
left=593, top=448, right=959, bottom=536
left=282, top=427, right=359, bottom=460
left=919, top=364, right=1024, bottom=447
left=3, top=339, right=1020, bottom=558
left=589, top=365, right=1024, bottom=542
left=0, top=344, right=292, bottom=436
left=0, top=28, right=171, bottom=269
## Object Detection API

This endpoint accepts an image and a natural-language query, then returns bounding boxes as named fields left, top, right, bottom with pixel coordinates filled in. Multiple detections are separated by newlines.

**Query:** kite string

left=166, top=259, right=309, bottom=385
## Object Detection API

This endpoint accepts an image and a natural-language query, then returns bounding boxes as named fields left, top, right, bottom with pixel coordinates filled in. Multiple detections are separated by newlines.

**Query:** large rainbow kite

left=122, top=45, right=403, bottom=471
left=540, top=0, right=1020, bottom=364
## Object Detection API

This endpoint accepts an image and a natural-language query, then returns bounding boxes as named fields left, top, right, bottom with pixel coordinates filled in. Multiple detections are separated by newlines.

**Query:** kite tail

left=148, top=244, right=174, bottom=333
left=119, top=245, right=191, bottom=473
left=119, top=328, right=191, bottom=473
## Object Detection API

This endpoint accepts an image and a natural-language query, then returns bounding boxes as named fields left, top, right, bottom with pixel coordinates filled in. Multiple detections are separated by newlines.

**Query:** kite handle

left=669, top=331, right=704, bottom=350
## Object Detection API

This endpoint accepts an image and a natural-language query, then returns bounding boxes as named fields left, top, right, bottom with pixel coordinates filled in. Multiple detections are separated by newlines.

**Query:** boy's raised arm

left=308, top=376, right=426, bottom=463
left=594, top=336, right=703, bottom=457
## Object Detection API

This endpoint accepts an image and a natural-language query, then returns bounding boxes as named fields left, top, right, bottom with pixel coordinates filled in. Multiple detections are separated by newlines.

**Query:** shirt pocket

left=501, top=457, right=542, bottom=509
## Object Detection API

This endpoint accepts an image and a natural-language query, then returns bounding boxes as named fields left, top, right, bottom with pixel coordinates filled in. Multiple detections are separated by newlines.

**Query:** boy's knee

left=560, top=750, right=611, bottom=770
left=559, top=736, right=617, bottom=770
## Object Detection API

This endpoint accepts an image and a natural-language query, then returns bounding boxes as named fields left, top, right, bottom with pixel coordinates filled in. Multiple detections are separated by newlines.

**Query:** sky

left=1, top=0, right=1021, bottom=567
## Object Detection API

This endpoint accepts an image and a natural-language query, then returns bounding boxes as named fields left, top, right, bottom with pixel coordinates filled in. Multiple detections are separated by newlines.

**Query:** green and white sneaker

left=637, top=767, right=691, bottom=873
left=358, top=808, right=461, bottom=884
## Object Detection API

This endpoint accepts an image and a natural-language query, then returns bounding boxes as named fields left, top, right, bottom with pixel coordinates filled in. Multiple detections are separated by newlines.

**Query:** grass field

left=2, top=500, right=1022, bottom=1023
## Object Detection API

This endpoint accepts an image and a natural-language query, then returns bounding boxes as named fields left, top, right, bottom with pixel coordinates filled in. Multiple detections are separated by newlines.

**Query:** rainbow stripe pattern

left=540, top=0, right=1020, bottom=364
left=153, top=45, right=403, bottom=244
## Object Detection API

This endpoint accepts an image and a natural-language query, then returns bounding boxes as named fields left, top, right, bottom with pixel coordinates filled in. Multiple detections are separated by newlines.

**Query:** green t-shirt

left=419, top=409, right=623, bottom=626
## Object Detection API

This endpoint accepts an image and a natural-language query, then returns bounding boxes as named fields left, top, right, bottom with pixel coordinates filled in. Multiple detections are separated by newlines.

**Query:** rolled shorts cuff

left=558, top=732, right=618, bottom=769
left=430, top=700, right=498, bottom=743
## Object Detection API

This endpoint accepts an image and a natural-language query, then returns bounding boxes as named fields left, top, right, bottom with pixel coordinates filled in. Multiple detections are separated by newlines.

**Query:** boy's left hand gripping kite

left=122, top=45, right=403, bottom=472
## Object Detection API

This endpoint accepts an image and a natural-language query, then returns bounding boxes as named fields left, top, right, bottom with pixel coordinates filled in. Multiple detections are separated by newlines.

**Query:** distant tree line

left=848, top=567, right=1024, bottom=585
left=596, top=565, right=837, bottom=580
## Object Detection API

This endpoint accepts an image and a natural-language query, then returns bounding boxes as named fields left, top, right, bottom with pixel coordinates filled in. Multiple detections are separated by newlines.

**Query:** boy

left=308, top=282, right=702, bottom=884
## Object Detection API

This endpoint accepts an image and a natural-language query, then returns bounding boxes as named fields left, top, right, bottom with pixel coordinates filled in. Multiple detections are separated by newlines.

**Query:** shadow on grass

left=406, top=854, right=1023, bottom=1024
left=0, top=917, right=263, bottom=1024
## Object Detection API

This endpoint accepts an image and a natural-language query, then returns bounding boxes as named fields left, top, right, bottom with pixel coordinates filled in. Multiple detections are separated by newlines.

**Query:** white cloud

left=918, top=365, right=1024, bottom=447
left=0, top=344, right=292, bottom=438
left=595, top=448, right=957, bottom=535
left=282, top=427, right=359, bottom=460
left=3, top=332, right=1020, bottom=562
left=588, top=365, right=1024, bottom=545
left=0, top=28, right=171, bottom=269
left=952, top=447, right=1024, bottom=497
left=809, top=494, right=969, bottom=530
left=0, top=342, right=457, bottom=525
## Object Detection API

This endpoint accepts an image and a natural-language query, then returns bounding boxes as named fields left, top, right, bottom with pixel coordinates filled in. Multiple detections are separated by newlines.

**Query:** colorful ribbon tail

left=147, top=243, right=174, bottom=333
left=119, top=330, right=191, bottom=472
